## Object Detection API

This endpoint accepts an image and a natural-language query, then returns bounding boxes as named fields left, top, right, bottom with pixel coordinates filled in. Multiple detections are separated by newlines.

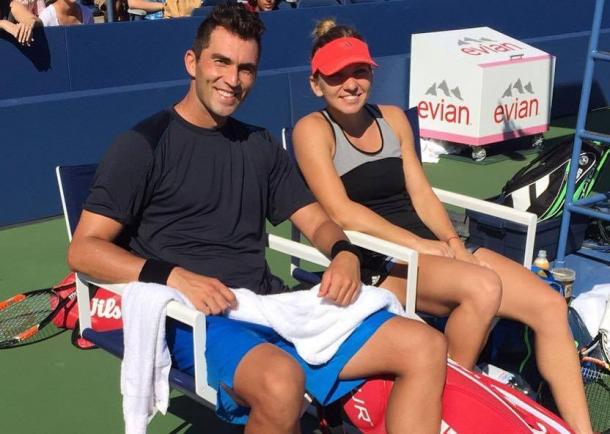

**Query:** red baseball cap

left=311, top=37, right=378, bottom=76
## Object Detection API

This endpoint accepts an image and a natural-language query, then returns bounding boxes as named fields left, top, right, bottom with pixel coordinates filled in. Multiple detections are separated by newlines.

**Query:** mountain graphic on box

left=425, top=80, right=463, bottom=100
left=501, top=79, right=535, bottom=98
left=457, top=36, right=496, bottom=46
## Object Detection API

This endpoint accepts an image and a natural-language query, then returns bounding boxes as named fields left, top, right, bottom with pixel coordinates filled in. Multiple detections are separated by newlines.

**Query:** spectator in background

left=39, top=0, right=94, bottom=25
left=127, top=0, right=164, bottom=19
left=244, top=0, right=277, bottom=12
left=0, top=0, right=40, bottom=45
left=14, top=0, right=45, bottom=15
left=163, top=0, right=200, bottom=18
left=95, top=0, right=129, bottom=21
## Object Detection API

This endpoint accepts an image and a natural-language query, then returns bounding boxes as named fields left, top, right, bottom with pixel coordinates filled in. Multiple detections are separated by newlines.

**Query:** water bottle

left=533, top=249, right=550, bottom=270
left=532, top=249, right=550, bottom=278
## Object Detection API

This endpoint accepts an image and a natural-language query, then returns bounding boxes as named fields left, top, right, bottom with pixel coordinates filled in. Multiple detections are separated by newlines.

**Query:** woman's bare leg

left=474, top=248, right=592, bottom=434
left=340, top=316, right=447, bottom=434
left=381, top=254, right=502, bottom=369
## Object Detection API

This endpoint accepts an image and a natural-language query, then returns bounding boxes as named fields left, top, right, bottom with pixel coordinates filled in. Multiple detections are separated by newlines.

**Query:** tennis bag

left=50, top=272, right=122, bottom=349
left=342, top=359, right=573, bottom=434
left=500, top=139, right=610, bottom=221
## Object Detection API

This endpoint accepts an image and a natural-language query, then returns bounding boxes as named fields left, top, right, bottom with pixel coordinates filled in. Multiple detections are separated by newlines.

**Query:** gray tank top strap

left=321, top=105, right=402, bottom=177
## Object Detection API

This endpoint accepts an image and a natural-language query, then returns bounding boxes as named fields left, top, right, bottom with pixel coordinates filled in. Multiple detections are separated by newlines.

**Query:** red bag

left=50, top=272, right=123, bottom=349
left=342, top=359, right=573, bottom=434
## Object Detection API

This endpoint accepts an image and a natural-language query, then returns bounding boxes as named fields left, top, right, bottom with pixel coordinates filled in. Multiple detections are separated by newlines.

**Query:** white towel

left=120, top=281, right=403, bottom=434
left=120, top=282, right=193, bottom=434
left=227, top=284, right=404, bottom=365
left=571, top=283, right=610, bottom=337
left=598, top=296, right=610, bottom=361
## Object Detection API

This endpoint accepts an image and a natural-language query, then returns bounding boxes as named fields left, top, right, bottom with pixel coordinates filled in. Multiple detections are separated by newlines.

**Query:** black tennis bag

left=500, top=139, right=610, bottom=221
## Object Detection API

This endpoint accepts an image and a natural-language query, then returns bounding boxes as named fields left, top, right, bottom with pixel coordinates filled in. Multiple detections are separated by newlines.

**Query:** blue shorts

left=166, top=309, right=394, bottom=424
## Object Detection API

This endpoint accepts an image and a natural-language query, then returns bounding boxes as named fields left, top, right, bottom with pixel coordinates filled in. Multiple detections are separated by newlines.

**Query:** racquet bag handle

left=50, top=272, right=122, bottom=349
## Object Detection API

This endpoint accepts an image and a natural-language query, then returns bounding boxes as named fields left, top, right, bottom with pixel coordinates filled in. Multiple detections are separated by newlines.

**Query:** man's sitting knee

left=254, top=354, right=305, bottom=405
left=418, top=328, right=447, bottom=365
left=394, top=324, right=447, bottom=370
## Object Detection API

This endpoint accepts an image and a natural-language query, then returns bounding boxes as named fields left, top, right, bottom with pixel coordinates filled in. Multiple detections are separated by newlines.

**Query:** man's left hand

left=318, top=251, right=361, bottom=306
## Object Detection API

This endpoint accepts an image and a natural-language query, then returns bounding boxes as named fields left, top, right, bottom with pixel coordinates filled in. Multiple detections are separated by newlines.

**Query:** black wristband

left=330, top=239, right=363, bottom=264
left=138, top=259, right=176, bottom=285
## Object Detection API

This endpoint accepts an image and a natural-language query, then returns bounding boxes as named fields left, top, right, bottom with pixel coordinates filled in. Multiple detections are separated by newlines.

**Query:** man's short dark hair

left=192, top=4, right=266, bottom=58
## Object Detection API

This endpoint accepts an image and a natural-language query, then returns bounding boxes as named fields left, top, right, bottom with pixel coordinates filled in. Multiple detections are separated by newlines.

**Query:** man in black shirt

left=68, top=5, right=447, bottom=433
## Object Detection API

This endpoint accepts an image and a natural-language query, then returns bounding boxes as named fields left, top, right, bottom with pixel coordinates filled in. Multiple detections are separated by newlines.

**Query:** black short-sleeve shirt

left=85, top=109, right=314, bottom=293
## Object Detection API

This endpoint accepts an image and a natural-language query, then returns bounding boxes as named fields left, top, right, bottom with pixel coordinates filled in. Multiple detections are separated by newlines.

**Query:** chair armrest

left=127, top=8, right=147, bottom=15
left=345, top=231, right=420, bottom=321
left=74, top=272, right=216, bottom=404
left=432, top=187, right=538, bottom=268
left=268, top=232, right=421, bottom=320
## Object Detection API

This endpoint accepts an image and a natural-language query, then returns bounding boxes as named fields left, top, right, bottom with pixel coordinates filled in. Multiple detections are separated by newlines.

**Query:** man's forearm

left=291, top=203, right=351, bottom=258
left=127, top=0, right=164, bottom=12
left=308, top=219, right=349, bottom=258
left=67, top=236, right=146, bottom=284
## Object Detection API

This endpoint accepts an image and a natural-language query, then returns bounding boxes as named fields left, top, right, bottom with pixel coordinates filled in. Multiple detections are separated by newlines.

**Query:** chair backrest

left=56, top=164, right=98, bottom=240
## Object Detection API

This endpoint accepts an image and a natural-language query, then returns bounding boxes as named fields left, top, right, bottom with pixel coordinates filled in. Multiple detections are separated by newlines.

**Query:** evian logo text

left=418, top=80, right=470, bottom=125
left=91, top=297, right=122, bottom=319
left=458, top=36, right=522, bottom=56
left=493, top=79, right=539, bottom=124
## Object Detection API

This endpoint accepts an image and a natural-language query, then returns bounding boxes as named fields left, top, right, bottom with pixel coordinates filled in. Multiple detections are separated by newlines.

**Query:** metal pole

left=106, top=0, right=115, bottom=22
left=555, top=0, right=606, bottom=265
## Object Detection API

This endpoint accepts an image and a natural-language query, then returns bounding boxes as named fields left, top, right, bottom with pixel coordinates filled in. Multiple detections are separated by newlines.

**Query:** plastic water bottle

left=533, top=249, right=550, bottom=270
left=532, top=249, right=550, bottom=278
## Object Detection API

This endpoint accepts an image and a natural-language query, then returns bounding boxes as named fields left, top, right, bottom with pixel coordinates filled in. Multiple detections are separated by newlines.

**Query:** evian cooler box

left=409, top=27, right=555, bottom=146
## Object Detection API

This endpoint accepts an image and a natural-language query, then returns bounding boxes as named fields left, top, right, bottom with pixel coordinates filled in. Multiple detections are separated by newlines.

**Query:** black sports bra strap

left=364, top=104, right=382, bottom=118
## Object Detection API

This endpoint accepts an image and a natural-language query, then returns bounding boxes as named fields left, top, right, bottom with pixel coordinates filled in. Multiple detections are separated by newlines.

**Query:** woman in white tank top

left=293, top=19, right=593, bottom=434
left=39, top=0, right=93, bottom=26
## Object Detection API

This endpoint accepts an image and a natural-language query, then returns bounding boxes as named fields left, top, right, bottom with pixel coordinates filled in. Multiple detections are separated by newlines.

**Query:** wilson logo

left=418, top=80, right=470, bottom=125
left=458, top=36, right=522, bottom=56
left=493, top=79, right=539, bottom=124
left=91, top=297, right=122, bottom=319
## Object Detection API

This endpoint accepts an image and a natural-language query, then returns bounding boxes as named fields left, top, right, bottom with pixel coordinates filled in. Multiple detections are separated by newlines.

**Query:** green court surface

left=1, top=112, right=609, bottom=433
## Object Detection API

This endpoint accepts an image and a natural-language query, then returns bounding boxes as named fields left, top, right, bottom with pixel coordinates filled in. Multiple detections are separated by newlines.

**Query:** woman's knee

left=527, top=289, right=568, bottom=331
left=463, top=267, right=503, bottom=316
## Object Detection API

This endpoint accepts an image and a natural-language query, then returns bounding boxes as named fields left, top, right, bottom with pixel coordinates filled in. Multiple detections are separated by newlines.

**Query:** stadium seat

left=344, top=0, right=384, bottom=3
left=127, top=8, right=147, bottom=20
left=276, top=0, right=295, bottom=9
left=191, top=5, right=215, bottom=16
left=296, top=0, right=340, bottom=8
